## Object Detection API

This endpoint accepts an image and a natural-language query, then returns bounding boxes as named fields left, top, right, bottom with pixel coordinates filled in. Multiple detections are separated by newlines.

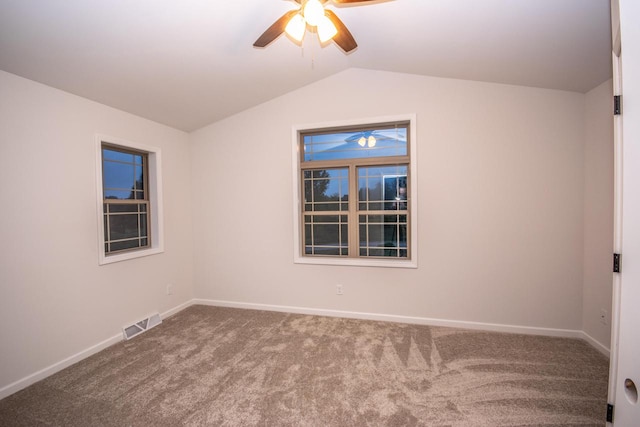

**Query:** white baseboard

left=580, top=331, right=611, bottom=357
left=161, top=299, right=192, bottom=320
left=193, top=298, right=587, bottom=339
left=0, top=332, right=122, bottom=401
left=195, top=299, right=611, bottom=356
left=0, top=299, right=192, bottom=401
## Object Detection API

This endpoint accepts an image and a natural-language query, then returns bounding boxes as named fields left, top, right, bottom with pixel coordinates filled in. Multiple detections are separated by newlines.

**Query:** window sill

left=99, top=247, right=164, bottom=266
left=294, top=256, right=417, bottom=269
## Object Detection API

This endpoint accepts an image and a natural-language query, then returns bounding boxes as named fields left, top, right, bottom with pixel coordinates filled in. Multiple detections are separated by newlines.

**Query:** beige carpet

left=0, top=305, right=609, bottom=426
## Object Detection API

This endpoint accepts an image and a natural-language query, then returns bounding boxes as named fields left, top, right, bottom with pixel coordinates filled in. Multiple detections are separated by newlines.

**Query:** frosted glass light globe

left=303, top=0, right=325, bottom=27
left=317, top=15, right=337, bottom=42
left=285, top=14, right=306, bottom=42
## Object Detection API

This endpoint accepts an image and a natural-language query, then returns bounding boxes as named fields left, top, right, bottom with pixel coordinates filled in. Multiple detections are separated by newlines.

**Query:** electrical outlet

left=336, top=284, right=343, bottom=295
left=166, top=284, right=173, bottom=295
left=600, top=309, right=608, bottom=325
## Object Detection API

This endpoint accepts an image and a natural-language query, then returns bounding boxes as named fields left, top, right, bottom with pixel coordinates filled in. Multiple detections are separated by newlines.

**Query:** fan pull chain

left=299, top=37, right=315, bottom=70
left=310, top=37, right=316, bottom=70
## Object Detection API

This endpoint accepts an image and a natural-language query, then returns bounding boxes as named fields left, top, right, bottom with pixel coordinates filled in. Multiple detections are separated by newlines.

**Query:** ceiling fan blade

left=324, top=9, right=357, bottom=53
left=253, top=10, right=299, bottom=48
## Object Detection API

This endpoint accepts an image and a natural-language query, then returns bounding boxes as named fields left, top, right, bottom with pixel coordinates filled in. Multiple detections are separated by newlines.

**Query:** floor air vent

left=123, top=313, right=162, bottom=340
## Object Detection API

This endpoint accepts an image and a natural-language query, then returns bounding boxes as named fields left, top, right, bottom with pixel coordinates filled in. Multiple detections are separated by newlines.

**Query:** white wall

left=0, top=71, right=194, bottom=395
left=583, top=78, right=614, bottom=348
left=190, top=68, right=587, bottom=332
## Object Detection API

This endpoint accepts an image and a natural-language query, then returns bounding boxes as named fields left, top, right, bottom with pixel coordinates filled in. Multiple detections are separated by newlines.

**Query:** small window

left=293, top=117, right=417, bottom=268
left=96, top=136, right=163, bottom=265
left=102, top=145, right=150, bottom=254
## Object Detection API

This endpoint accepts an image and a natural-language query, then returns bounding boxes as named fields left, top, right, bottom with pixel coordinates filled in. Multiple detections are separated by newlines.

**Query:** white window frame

left=292, top=114, right=418, bottom=268
left=95, top=134, right=164, bottom=265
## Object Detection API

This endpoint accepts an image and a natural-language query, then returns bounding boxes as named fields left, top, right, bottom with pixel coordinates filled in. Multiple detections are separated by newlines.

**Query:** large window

left=293, top=117, right=417, bottom=268
left=96, top=136, right=163, bottom=265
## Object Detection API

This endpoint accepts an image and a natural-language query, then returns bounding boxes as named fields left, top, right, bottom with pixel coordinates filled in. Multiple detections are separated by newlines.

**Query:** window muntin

left=102, top=145, right=150, bottom=255
left=299, top=121, right=411, bottom=261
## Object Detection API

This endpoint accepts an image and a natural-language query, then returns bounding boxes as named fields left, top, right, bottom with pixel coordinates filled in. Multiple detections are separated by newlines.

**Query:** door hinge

left=614, top=95, right=622, bottom=115
left=607, top=403, right=614, bottom=423
left=613, top=253, right=621, bottom=273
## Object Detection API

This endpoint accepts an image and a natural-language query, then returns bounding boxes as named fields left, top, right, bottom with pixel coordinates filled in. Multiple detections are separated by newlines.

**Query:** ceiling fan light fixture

left=303, top=0, right=325, bottom=27
left=367, top=135, right=376, bottom=148
left=254, top=0, right=367, bottom=53
left=317, top=15, right=338, bottom=43
left=358, top=136, right=366, bottom=147
left=285, top=13, right=306, bottom=42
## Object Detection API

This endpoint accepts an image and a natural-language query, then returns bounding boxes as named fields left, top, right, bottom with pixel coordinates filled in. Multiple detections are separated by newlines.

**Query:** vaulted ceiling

left=0, top=0, right=612, bottom=131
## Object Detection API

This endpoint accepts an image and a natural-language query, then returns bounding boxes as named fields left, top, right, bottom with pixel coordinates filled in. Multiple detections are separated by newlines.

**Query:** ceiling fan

left=253, top=0, right=377, bottom=53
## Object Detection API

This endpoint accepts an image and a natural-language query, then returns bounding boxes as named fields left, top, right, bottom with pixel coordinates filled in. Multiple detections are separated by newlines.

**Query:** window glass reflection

left=303, top=126, right=408, bottom=162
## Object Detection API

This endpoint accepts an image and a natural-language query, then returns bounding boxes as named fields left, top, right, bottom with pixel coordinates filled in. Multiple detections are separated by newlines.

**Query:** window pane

left=369, top=248, right=386, bottom=257
left=341, top=224, right=348, bottom=246
left=312, top=203, right=341, bottom=212
left=313, top=224, right=340, bottom=246
left=135, top=165, right=144, bottom=190
left=104, top=202, right=149, bottom=253
left=140, top=213, right=148, bottom=237
left=103, top=148, right=134, bottom=163
left=110, top=239, right=142, bottom=252
left=303, top=214, right=348, bottom=256
left=303, top=125, right=408, bottom=162
left=104, top=190, right=134, bottom=200
left=308, top=247, right=342, bottom=256
left=108, top=204, right=139, bottom=213
left=304, top=224, right=312, bottom=245
left=358, top=165, right=408, bottom=212
left=303, top=168, right=348, bottom=212
left=102, top=147, right=146, bottom=203
left=359, top=214, right=407, bottom=258
left=108, top=214, right=141, bottom=241
left=103, top=161, right=135, bottom=191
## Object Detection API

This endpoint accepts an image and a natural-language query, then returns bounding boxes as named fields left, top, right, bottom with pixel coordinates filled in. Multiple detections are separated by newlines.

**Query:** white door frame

left=607, top=47, right=623, bottom=427
left=609, top=0, right=640, bottom=424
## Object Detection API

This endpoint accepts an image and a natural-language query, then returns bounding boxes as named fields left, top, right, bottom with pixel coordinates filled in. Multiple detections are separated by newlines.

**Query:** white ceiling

left=0, top=0, right=612, bottom=132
